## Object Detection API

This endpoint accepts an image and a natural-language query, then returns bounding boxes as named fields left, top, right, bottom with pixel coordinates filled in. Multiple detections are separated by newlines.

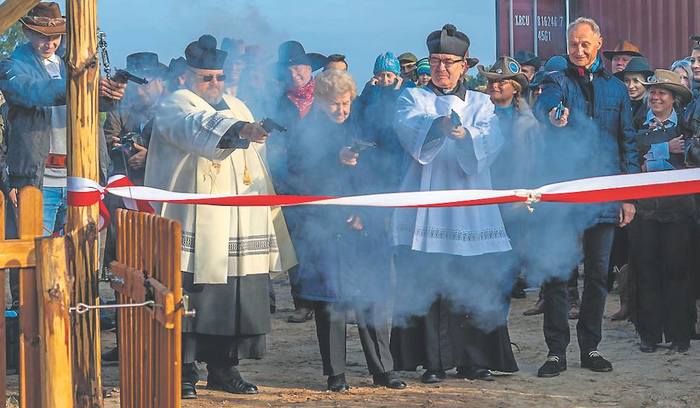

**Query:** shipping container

left=496, top=0, right=700, bottom=70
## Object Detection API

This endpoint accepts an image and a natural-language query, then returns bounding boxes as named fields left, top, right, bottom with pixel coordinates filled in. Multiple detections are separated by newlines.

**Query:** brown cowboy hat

left=603, top=40, right=642, bottom=60
left=477, top=56, right=529, bottom=91
left=20, top=2, right=65, bottom=36
left=640, top=69, right=692, bottom=105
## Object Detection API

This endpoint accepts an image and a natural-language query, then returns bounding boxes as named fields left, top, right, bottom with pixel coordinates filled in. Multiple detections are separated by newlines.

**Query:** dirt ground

left=7, top=275, right=700, bottom=407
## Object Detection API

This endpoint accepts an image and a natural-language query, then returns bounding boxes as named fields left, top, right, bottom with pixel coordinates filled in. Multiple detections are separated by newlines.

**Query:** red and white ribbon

left=67, top=168, right=700, bottom=229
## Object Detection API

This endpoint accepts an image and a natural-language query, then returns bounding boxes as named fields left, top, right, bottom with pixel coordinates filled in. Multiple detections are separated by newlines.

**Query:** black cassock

left=390, top=248, right=519, bottom=373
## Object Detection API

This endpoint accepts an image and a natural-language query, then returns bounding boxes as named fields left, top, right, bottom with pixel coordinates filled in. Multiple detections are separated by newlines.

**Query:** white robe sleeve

left=393, top=89, right=447, bottom=165
left=154, top=92, right=240, bottom=161
left=455, top=100, right=504, bottom=175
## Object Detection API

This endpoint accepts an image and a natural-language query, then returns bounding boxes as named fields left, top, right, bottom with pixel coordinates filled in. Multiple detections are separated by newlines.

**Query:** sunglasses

left=191, top=73, right=226, bottom=83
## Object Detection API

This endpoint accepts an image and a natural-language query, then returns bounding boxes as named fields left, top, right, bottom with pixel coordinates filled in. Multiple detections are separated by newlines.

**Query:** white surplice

left=391, top=86, right=512, bottom=256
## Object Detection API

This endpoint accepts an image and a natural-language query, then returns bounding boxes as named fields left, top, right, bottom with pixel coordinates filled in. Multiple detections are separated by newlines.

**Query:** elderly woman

left=286, top=69, right=406, bottom=392
left=671, top=59, right=694, bottom=91
left=629, top=69, right=695, bottom=353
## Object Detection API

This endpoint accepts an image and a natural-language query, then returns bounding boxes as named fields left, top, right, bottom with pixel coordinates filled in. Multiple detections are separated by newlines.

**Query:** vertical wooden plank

left=18, top=187, right=43, bottom=408
left=64, top=0, right=102, bottom=405
left=35, top=237, right=74, bottom=408
left=170, top=219, right=183, bottom=405
left=0, top=192, right=6, bottom=408
left=0, top=0, right=40, bottom=34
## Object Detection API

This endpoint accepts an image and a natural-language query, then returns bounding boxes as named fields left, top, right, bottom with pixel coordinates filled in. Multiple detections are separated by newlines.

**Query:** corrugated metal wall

left=571, top=0, right=700, bottom=69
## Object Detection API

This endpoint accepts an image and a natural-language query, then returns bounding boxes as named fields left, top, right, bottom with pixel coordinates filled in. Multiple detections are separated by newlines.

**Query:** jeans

left=543, top=223, right=615, bottom=357
left=41, top=186, right=67, bottom=236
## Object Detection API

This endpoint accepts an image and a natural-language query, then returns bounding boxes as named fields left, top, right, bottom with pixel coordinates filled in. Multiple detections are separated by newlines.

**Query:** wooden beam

left=35, top=237, right=74, bottom=408
left=18, top=187, right=43, bottom=408
left=65, top=0, right=103, bottom=406
left=0, top=239, right=36, bottom=268
left=0, top=0, right=39, bottom=34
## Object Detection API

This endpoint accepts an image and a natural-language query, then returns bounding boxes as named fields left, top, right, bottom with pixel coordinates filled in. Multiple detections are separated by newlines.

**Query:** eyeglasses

left=193, top=74, right=226, bottom=83
left=428, top=57, right=463, bottom=68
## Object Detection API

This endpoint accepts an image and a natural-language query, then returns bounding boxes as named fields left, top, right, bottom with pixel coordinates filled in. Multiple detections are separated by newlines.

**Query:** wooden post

left=18, top=187, right=43, bottom=408
left=65, top=0, right=103, bottom=406
left=0, top=0, right=39, bottom=34
left=0, top=193, right=5, bottom=408
left=35, top=237, right=74, bottom=408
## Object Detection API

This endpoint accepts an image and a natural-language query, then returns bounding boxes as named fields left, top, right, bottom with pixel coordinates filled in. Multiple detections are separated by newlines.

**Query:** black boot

left=207, top=366, right=258, bottom=394
left=372, top=371, right=407, bottom=389
left=182, top=362, right=198, bottom=399
left=327, top=373, right=350, bottom=392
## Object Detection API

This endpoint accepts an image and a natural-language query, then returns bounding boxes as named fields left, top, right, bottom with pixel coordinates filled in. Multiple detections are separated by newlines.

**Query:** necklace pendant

left=243, top=168, right=252, bottom=185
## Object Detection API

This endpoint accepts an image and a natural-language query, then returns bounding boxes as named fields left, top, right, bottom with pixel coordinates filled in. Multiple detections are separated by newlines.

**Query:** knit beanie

left=416, top=58, right=430, bottom=75
left=373, top=52, right=401, bottom=76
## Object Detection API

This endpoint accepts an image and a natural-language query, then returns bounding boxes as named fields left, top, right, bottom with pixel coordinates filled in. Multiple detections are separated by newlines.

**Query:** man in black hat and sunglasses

left=145, top=34, right=296, bottom=399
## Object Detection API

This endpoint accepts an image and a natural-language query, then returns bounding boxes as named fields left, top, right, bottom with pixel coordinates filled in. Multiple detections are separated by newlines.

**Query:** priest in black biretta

left=389, top=23, right=519, bottom=384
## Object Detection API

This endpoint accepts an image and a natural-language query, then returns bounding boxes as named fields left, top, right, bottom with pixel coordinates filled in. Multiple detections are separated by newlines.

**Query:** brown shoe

left=288, top=307, right=314, bottom=323
left=523, top=298, right=544, bottom=316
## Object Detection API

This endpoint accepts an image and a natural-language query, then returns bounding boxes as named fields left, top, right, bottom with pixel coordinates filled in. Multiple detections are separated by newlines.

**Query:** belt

left=45, top=153, right=67, bottom=169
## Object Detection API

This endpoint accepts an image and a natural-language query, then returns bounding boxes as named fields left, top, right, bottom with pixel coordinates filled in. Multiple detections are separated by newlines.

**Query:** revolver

left=112, top=69, right=149, bottom=85
left=554, top=101, right=565, bottom=121
left=260, top=118, right=287, bottom=133
left=349, top=138, right=377, bottom=153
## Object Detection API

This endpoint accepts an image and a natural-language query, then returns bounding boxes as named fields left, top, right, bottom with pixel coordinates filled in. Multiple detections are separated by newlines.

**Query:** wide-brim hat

left=603, top=40, right=642, bottom=60
left=276, top=40, right=326, bottom=71
left=613, top=56, right=653, bottom=80
left=477, top=56, right=529, bottom=91
left=126, top=52, right=167, bottom=77
left=20, top=2, right=65, bottom=36
left=185, top=35, right=228, bottom=70
left=640, top=69, right=692, bottom=104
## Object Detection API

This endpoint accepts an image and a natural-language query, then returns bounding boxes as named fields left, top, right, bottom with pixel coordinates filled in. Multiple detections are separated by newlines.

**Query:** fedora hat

left=20, top=2, right=65, bottom=36
left=477, top=56, right=529, bottom=91
left=640, top=69, right=692, bottom=105
left=613, top=56, right=653, bottom=80
left=276, top=40, right=326, bottom=71
left=603, top=40, right=642, bottom=60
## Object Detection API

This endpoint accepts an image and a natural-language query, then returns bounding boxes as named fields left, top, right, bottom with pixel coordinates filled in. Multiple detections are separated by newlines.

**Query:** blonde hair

left=314, top=69, right=357, bottom=100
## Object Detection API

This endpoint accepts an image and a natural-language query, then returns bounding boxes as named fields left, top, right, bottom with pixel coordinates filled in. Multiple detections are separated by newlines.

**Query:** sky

left=50, top=0, right=496, bottom=80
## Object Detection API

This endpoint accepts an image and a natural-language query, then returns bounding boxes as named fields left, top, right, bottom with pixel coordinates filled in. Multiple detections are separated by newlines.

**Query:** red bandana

left=286, top=79, right=315, bottom=118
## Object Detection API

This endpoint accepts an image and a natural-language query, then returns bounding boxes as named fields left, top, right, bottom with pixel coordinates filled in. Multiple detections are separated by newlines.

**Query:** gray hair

left=670, top=58, right=695, bottom=91
left=567, top=17, right=601, bottom=37
left=314, top=69, right=357, bottom=100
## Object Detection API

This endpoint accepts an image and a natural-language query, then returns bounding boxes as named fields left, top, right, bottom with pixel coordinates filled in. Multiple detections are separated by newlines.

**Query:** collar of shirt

left=644, top=109, right=677, bottom=127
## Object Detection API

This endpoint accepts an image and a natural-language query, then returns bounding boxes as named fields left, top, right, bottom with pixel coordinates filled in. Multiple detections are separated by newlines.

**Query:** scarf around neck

left=286, top=79, right=316, bottom=118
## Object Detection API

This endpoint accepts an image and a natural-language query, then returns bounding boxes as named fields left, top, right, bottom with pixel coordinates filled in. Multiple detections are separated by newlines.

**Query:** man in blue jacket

left=0, top=2, right=125, bottom=236
left=533, top=17, right=639, bottom=378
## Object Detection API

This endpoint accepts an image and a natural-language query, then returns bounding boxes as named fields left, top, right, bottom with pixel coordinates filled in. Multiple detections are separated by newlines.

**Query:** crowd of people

left=2, top=2, right=700, bottom=401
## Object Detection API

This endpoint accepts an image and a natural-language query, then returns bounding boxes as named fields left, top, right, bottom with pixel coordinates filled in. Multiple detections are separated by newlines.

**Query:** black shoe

left=523, top=299, right=544, bottom=316
left=182, top=382, right=197, bottom=399
left=327, top=373, right=350, bottom=392
left=421, top=370, right=446, bottom=384
left=101, top=347, right=119, bottom=365
left=207, top=366, right=258, bottom=394
left=373, top=371, right=407, bottom=389
left=288, top=307, right=314, bottom=323
left=672, top=342, right=690, bottom=353
left=537, top=355, right=567, bottom=378
left=456, top=366, right=495, bottom=381
left=639, top=341, right=657, bottom=353
left=581, top=351, right=613, bottom=372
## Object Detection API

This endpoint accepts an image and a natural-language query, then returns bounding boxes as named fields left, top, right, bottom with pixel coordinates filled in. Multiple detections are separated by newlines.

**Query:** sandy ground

left=6, top=275, right=700, bottom=407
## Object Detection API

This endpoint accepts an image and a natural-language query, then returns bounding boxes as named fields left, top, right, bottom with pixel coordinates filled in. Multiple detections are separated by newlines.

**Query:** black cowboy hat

left=276, top=40, right=326, bottom=71
left=126, top=52, right=167, bottom=77
left=513, top=50, right=541, bottom=70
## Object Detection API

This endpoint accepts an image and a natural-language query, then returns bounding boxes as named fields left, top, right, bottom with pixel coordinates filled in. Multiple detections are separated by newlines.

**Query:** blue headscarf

left=373, top=52, right=401, bottom=76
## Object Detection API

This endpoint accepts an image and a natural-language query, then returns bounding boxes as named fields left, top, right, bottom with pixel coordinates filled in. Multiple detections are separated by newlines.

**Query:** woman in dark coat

left=629, top=69, right=696, bottom=353
left=286, top=69, right=406, bottom=392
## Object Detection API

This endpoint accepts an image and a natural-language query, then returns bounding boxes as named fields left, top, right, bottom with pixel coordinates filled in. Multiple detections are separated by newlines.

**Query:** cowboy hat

left=603, top=40, right=642, bottom=60
left=514, top=50, right=541, bottom=70
left=20, top=2, right=65, bottom=37
left=613, top=56, right=653, bottom=80
left=640, top=69, right=692, bottom=105
left=477, top=56, right=529, bottom=91
left=276, top=40, right=326, bottom=72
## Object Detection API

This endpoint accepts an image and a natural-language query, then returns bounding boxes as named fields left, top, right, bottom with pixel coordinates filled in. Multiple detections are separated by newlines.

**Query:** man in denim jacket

left=532, top=17, right=640, bottom=378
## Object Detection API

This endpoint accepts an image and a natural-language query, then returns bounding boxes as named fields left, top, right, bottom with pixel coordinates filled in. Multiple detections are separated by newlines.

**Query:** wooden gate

left=110, top=209, right=185, bottom=407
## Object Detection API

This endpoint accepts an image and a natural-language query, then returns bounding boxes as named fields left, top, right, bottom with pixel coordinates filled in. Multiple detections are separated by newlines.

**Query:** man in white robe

left=145, top=35, right=295, bottom=400
left=390, top=24, right=518, bottom=383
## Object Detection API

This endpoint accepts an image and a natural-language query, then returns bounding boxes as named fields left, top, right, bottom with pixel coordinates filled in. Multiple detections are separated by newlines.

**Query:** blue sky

left=53, top=0, right=496, bottom=79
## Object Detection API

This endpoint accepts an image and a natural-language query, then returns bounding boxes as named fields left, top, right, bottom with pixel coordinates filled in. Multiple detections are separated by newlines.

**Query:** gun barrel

left=261, top=118, right=288, bottom=132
